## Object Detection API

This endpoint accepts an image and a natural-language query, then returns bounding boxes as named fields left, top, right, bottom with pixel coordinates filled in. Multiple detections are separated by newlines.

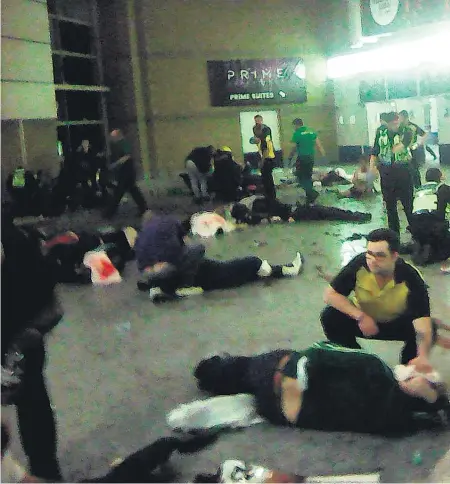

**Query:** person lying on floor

left=408, top=167, right=450, bottom=266
left=40, top=226, right=137, bottom=283
left=138, top=251, right=303, bottom=301
left=193, top=341, right=450, bottom=435
left=231, top=196, right=371, bottom=225
left=1, top=420, right=216, bottom=483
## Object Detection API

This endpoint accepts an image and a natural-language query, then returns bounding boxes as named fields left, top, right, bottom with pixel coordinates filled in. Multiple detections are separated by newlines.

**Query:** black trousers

left=320, top=306, right=437, bottom=364
left=260, top=158, right=276, bottom=200
left=409, top=213, right=450, bottom=260
left=379, top=164, right=414, bottom=234
left=14, top=340, right=61, bottom=480
left=295, top=155, right=316, bottom=202
left=292, top=204, right=371, bottom=223
left=410, top=148, right=425, bottom=189
left=104, top=167, right=147, bottom=217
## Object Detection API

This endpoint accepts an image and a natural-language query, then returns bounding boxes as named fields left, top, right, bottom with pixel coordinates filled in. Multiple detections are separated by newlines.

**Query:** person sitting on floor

left=409, top=167, right=450, bottom=266
left=135, top=210, right=206, bottom=295
left=211, top=146, right=243, bottom=202
left=185, top=146, right=216, bottom=203
left=231, top=195, right=371, bottom=225
left=40, top=226, right=137, bottom=283
left=138, top=251, right=303, bottom=302
left=193, top=341, right=450, bottom=436
left=336, top=156, right=377, bottom=199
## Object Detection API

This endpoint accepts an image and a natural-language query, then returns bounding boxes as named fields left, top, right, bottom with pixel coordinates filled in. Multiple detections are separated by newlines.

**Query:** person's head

left=207, top=145, right=216, bottom=157
left=366, top=228, right=400, bottom=276
left=399, top=110, right=409, bottom=125
left=292, top=118, right=304, bottom=128
left=425, top=167, right=443, bottom=183
left=385, top=112, right=400, bottom=132
left=81, top=139, right=90, bottom=150
left=254, top=115, right=263, bottom=126
left=379, top=112, right=389, bottom=126
left=110, top=129, right=124, bottom=143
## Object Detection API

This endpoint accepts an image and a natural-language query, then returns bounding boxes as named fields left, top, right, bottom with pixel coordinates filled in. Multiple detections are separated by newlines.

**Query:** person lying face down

left=231, top=196, right=371, bottom=225
left=40, top=226, right=137, bottom=283
left=194, top=341, right=449, bottom=435
left=138, top=251, right=303, bottom=301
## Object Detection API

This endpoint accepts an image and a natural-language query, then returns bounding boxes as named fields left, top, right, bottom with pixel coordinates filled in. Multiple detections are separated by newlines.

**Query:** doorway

left=239, top=110, right=282, bottom=167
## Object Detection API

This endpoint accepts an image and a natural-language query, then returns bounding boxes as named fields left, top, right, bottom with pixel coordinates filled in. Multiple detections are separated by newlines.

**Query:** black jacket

left=186, top=147, right=213, bottom=174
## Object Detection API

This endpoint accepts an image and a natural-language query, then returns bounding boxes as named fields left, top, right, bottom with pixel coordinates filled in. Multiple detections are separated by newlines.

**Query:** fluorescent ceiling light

left=327, top=28, right=450, bottom=79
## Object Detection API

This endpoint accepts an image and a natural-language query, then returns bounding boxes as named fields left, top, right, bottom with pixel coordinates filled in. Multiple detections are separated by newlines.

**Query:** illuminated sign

left=361, top=0, right=450, bottom=37
left=207, top=58, right=307, bottom=107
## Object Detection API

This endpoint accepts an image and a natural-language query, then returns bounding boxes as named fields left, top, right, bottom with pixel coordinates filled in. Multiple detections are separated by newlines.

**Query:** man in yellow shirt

left=252, top=114, right=276, bottom=201
left=321, top=228, right=435, bottom=369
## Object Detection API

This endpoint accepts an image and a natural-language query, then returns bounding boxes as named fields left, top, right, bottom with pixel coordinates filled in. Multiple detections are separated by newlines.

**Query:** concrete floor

left=4, top=168, right=450, bottom=483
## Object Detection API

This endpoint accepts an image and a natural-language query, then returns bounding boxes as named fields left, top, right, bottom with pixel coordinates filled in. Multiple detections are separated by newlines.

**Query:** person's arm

left=315, top=137, right=326, bottom=157
left=403, top=264, right=433, bottom=368
left=414, top=124, right=426, bottom=147
left=393, top=128, right=413, bottom=153
left=370, top=128, right=381, bottom=169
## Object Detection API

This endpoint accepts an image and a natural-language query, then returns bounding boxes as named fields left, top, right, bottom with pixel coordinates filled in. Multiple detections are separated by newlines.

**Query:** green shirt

left=292, top=126, right=317, bottom=157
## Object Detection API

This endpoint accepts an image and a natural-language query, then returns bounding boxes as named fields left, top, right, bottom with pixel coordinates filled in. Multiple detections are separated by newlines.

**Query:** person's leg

left=103, top=179, right=127, bottom=218
left=372, top=316, right=437, bottom=364
left=425, top=145, right=437, bottom=160
left=320, top=306, right=363, bottom=349
left=261, top=159, right=276, bottom=200
left=198, top=172, right=209, bottom=200
left=296, top=156, right=316, bottom=203
left=379, top=167, right=400, bottom=234
left=128, top=183, right=148, bottom=214
left=15, top=341, right=61, bottom=480
left=410, top=151, right=422, bottom=188
left=185, top=160, right=202, bottom=200
left=176, top=243, right=206, bottom=287
left=397, top=165, right=414, bottom=228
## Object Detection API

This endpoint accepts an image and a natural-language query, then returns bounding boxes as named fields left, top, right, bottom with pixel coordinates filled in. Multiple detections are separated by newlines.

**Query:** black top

left=331, top=253, right=430, bottom=322
left=186, top=147, right=213, bottom=174
left=407, top=122, right=426, bottom=145
left=1, top=225, right=57, bottom=359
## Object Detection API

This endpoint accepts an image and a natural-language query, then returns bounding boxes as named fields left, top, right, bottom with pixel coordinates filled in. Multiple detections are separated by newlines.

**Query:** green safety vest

left=12, top=168, right=26, bottom=188
left=377, top=127, right=412, bottom=164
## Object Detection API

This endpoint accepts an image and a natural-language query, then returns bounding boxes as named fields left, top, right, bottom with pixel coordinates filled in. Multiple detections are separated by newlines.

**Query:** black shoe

left=137, top=280, right=151, bottom=291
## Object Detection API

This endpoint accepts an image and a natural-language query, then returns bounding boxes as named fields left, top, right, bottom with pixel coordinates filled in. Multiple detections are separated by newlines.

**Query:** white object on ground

left=306, top=474, right=380, bottom=483
left=191, top=212, right=235, bottom=238
left=83, top=250, right=122, bottom=285
left=393, top=364, right=442, bottom=384
left=340, top=238, right=367, bottom=267
left=167, top=393, right=265, bottom=432
left=335, top=167, right=353, bottom=182
left=313, top=180, right=323, bottom=191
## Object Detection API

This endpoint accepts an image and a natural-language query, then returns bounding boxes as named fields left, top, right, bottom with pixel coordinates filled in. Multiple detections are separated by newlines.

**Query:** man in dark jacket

left=1, top=218, right=63, bottom=481
left=185, top=146, right=215, bottom=203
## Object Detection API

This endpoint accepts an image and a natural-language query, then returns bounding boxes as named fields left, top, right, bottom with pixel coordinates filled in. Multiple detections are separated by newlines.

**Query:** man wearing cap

left=370, top=112, right=414, bottom=235
left=289, top=118, right=326, bottom=205
left=399, top=110, right=427, bottom=188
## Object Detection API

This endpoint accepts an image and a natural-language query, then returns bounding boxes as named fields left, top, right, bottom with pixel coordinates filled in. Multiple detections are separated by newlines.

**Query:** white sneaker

left=282, top=252, right=303, bottom=276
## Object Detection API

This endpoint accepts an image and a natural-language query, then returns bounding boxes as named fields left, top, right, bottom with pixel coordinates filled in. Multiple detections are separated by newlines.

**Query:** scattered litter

left=412, top=451, right=423, bottom=466
left=254, top=240, right=268, bottom=247
left=115, top=321, right=131, bottom=334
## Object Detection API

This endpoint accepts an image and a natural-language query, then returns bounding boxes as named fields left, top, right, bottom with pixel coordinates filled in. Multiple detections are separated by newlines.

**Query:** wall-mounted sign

left=207, top=58, right=307, bottom=107
left=361, top=0, right=450, bottom=37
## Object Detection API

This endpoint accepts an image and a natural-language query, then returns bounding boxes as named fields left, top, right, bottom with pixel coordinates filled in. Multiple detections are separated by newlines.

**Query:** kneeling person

left=409, top=167, right=450, bottom=265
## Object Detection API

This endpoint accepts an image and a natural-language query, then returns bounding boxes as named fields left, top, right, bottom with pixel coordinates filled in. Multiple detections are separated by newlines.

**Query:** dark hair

left=380, top=112, right=389, bottom=122
left=254, top=114, right=262, bottom=119
left=385, top=112, right=399, bottom=123
left=425, top=167, right=442, bottom=183
left=399, top=110, right=409, bottom=117
left=292, top=118, right=304, bottom=126
left=367, top=228, right=400, bottom=253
